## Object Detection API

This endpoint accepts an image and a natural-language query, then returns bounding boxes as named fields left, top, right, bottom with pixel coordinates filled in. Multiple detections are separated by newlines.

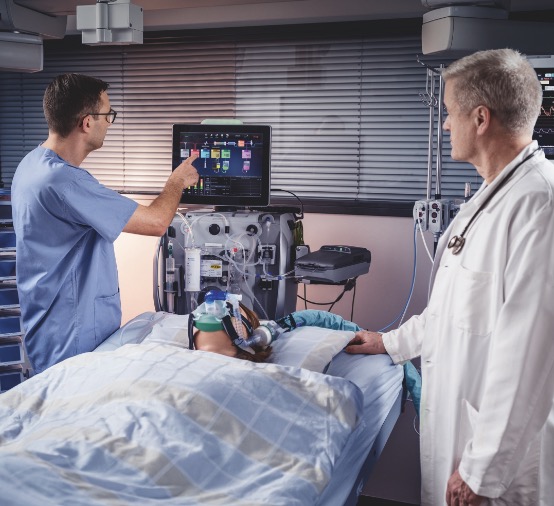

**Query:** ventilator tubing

left=245, top=319, right=286, bottom=348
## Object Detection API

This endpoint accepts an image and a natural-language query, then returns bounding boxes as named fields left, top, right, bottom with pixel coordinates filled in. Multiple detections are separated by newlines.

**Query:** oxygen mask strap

left=275, top=313, right=297, bottom=332
left=188, top=313, right=195, bottom=350
left=221, top=313, right=255, bottom=354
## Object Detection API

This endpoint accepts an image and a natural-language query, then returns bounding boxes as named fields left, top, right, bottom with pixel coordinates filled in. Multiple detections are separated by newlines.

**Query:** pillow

left=142, top=314, right=190, bottom=347
left=94, top=312, right=176, bottom=352
left=268, top=326, right=354, bottom=373
left=96, top=312, right=353, bottom=373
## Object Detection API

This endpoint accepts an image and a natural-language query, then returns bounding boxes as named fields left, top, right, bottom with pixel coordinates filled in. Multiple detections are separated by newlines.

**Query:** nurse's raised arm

left=123, top=154, right=199, bottom=236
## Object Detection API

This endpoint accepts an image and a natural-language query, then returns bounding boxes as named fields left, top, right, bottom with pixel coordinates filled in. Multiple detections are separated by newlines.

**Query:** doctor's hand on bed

left=344, top=330, right=387, bottom=355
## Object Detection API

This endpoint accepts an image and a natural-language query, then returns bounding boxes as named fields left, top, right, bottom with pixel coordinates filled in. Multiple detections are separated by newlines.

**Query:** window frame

left=0, top=19, right=478, bottom=217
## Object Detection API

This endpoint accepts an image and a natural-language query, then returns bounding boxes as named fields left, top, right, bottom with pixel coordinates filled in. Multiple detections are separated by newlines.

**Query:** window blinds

left=0, top=22, right=478, bottom=214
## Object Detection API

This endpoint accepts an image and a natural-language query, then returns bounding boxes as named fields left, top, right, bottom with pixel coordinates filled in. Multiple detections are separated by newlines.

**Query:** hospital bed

left=0, top=313, right=403, bottom=505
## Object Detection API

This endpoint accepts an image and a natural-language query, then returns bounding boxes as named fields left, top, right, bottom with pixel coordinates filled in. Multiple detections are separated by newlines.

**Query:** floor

left=357, top=497, right=418, bottom=506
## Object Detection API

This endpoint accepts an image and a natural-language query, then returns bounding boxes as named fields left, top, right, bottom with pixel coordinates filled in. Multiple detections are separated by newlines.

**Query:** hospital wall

left=114, top=202, right=431, bottom=504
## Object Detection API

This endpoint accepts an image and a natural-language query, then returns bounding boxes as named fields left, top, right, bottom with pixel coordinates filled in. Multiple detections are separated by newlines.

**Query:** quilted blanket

left=0, top=343, right=362, bottom=505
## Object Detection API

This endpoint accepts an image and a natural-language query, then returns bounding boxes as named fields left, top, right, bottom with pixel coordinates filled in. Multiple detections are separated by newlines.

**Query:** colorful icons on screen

left=180, top=134, right=258, bottom=174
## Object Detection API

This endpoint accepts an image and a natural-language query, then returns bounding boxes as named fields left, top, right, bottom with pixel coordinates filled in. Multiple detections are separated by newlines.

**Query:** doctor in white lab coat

left=346, top=48, right=554, bottom=506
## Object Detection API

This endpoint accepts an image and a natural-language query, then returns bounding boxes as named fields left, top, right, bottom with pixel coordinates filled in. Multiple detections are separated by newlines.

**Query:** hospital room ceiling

left=14, top=0, right=554, bottom=30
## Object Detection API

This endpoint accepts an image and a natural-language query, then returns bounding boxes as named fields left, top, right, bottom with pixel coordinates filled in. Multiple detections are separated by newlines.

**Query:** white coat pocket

left=451, top=263, right=494, bottom=336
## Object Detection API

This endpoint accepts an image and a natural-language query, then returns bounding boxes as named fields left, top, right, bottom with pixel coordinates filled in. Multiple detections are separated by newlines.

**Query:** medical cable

left=271, top=188, right=304, bottom=220
left=240, top=278, right=269, bottom=320
left=226, top=232, right=261, bottom=266
left=165, top=241, right=176, bottom=313
left=174, top=211, right=195, bottom=249
left=447, top=148, right=540, bottom=255
left=297, top=278, right=358, bottom=315
left=153, top=237, right=163, bottom=310
left=327, top=283, right=357, bottom=320
left=413, top=408, right=420, bottom=435
left=173, top=212, right=288, bottom=277
left=258, top=267, right=296, bottom=282
left=418, top=220, right=434, bottom=263
left=224, top=233, right=261, bottom=268
left=178, top=211, right=231, bottom=249
left=378, top=222, right=418, bottom=333
left=375, top=222, right=422, bottom=431
left=220, top=243, right=295, bottom=281
left=206, top=250, right=274, bottom=287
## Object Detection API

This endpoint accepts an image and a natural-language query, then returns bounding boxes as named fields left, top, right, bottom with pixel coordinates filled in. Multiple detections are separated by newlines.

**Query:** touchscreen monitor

left=172, top=123, right=271, bottom=207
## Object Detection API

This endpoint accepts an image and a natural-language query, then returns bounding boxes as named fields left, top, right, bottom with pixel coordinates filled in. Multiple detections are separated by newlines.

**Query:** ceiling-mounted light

left=0, top=0, right=66, bottom=72
left=76, top=0, right=143, bottom=45
left=421, top=2, right=554, bottom=56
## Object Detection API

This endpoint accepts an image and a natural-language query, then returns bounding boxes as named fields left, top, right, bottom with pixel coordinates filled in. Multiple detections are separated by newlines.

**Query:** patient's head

left=193, top=303, right=272, bottom=363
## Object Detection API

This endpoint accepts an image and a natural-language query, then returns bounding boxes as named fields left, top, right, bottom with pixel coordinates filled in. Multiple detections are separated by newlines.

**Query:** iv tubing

left=378, top=222, right=418, bottom=332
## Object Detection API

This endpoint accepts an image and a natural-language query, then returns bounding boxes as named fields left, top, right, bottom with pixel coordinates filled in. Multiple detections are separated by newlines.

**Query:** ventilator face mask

left=187, top=290, right=286, bottom=354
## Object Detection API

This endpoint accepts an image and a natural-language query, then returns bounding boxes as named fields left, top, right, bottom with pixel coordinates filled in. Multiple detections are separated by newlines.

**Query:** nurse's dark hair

left=234, top=303, right=273, bottom=363
left=441, top=48, right=542, bottom=136
left=43, top=73, right=109, bottom=138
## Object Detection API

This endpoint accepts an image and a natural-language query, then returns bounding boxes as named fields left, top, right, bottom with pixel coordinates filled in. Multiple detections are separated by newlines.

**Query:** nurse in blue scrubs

left=12, top=73, right=198, bottom=374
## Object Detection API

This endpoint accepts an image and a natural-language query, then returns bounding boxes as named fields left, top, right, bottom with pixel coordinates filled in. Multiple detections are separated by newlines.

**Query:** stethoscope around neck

left=447, top=148, right=541, bottom=255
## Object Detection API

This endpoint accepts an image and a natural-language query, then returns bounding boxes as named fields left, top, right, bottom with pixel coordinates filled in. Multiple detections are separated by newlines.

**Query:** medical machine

left=164, top=122, right=373, bottom=322
left=294, top=245, right=371, bottom=284
left=532, top=67, right=554, bottom=160
left=154, top=208, right=301, bottom=320
left=158, top=121, right=299, bottom=318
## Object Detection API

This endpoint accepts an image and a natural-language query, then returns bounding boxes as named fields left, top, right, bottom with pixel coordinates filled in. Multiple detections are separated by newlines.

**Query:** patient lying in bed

left=96, top=302, right=272, bottom=362
left=0, top=307, right=404, bottom=506
left=95, top=307, right=360, bottom=374
left=190, top=303, right=272, bottom=362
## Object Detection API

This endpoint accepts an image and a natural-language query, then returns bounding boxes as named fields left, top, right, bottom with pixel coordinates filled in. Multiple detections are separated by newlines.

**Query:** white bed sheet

left=318, top=351, right=404, bottom=505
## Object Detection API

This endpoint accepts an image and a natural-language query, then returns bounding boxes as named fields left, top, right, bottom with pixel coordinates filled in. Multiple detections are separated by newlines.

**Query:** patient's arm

left=281, top=309, right=362, bottom=332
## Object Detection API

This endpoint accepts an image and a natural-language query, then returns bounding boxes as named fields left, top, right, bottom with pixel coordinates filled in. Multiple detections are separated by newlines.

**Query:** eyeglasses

left=85, top=108, right=117, bottom=124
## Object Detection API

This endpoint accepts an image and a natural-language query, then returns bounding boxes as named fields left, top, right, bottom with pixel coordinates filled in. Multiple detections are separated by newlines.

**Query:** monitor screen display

left=533, top=69, right=554, bottom=160
left=172, top=124, right=271, bottom=207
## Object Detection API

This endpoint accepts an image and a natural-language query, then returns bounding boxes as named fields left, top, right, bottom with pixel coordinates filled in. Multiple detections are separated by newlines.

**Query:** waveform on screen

left=534, top=128, right=554, bottom=134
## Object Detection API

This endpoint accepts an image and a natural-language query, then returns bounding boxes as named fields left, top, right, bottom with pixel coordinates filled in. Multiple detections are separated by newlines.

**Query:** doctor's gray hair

left=442, top=48, right=542, bottom=136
